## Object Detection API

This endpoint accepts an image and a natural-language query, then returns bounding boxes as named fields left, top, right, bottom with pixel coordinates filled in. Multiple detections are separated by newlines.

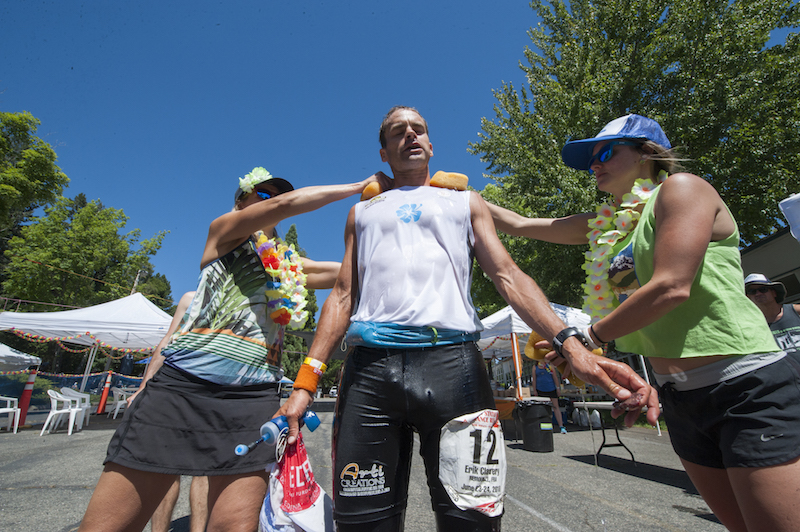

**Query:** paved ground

left=0, top=400, right=725, bottom=532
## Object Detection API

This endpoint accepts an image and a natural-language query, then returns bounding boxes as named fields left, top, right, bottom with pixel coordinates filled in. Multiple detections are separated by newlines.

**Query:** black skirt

left=105, top=364, right=281, bottom=476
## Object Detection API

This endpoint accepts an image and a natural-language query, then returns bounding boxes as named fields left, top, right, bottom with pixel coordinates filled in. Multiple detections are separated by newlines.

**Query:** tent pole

left=511, top=332, right=524, bottom=401
left=80, top=344, right=99, bottom=392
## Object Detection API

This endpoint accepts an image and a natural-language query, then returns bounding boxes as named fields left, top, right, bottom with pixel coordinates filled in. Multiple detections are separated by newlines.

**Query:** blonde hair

left=640, top=140, right=688, bottom=175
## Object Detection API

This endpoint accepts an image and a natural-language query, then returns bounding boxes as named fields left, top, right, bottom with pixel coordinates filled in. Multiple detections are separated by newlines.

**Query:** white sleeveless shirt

left=350, top=186, right=483, bottom=333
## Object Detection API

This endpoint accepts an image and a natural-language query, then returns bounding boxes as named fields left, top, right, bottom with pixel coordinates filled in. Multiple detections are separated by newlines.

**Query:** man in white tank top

left=278, top=106, right=659, bottom=531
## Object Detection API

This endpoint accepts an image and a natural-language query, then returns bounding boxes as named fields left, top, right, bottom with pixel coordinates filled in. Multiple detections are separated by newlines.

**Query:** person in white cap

left=487, top=114, right=800, bottom=532
left=745, top=273, right=800, bottom=360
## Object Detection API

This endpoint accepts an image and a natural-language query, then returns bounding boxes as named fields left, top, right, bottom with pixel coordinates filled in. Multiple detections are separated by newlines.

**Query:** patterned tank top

left=163, top=237, right=286, bottom=385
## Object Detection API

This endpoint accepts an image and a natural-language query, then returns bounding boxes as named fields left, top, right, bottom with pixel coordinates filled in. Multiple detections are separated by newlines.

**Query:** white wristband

left=583, top=327, right=600, bottom=350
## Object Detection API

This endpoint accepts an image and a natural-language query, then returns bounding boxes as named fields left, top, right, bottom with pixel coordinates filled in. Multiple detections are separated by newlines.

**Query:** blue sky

left=1, top=1, right=535, bottom=311
left=1, top=2, right=794, bottom=314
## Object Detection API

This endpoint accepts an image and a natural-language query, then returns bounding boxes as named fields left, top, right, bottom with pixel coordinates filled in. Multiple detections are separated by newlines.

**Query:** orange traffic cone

left=17, top=368, right=37, bottom=426
left=96, top=371, right=113, bottom=414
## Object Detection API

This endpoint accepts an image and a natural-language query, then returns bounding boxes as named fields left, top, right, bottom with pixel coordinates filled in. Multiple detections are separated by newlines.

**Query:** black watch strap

left=552, top=327, right=588, bottom=357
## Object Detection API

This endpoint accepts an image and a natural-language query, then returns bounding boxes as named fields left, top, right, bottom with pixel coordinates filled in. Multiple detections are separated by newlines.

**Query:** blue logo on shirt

left=396, top=204, right=422, bottom=223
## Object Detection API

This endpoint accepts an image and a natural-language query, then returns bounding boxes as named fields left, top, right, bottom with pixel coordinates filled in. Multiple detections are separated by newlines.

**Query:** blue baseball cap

left=561, top=114, right=672, bottom=171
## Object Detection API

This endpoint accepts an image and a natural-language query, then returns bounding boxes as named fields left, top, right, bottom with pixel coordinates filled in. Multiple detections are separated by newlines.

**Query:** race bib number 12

left=438, top=409, right=506, bottom=517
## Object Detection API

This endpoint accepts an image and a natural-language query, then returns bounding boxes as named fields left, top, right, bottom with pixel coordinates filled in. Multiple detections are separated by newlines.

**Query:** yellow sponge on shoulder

left=360, top=181, right=383, bottom=201
left=360, top=171, right=469, bottom=201
left=430, top=171, right=468, bottom=191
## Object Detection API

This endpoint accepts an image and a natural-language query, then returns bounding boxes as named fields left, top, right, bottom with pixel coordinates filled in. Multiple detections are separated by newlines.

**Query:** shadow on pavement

left=564, top=453, right=701, bottom=495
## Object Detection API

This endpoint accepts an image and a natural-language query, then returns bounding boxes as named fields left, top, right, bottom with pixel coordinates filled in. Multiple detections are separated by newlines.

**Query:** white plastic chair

left=60, top=387, right=91, bottom=427
left=0, top=395, right=21, bottom=434
left=39, top=390, right=81, bottom=436
left=108, top=387, right=130, bottom=419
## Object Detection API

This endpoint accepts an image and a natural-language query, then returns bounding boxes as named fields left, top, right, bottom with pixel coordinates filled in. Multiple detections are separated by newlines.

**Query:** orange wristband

left=294, top=364, right=321, bottom=394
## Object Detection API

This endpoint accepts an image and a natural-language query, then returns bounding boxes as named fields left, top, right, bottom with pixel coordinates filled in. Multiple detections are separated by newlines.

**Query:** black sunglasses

left=588, top=141, right=641, bottom=173
left=746, top=287, right=772, bottom=296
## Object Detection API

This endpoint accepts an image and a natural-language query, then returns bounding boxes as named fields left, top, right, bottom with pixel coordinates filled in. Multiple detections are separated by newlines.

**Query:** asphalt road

left=0, top=400, right=725, bottom=532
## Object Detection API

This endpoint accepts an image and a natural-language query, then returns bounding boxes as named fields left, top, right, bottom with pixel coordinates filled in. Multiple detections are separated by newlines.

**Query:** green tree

left=471, top=0, right=799, bottom=312
left=3, top=194, right=170, bottom=310
left=280, top=224, right=341, bottom=390
left=0, top=111, right=70, bottom=283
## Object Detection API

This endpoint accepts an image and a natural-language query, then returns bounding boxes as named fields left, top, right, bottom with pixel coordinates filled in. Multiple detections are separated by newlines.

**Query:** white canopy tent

left=477, top=303, right=591, bottom=359
left=478, top=304, right=653, bottom=399
left=478, top=303, right=592, bottom=400
left=0, top=293, right=172, bottom=391
left=0, top=342, right=42, bottom=372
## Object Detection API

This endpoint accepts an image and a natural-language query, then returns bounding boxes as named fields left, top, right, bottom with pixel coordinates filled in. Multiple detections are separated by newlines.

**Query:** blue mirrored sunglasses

left=588, top=141, right=641, bottom=173
left=253, top=189, right=275, bottom=200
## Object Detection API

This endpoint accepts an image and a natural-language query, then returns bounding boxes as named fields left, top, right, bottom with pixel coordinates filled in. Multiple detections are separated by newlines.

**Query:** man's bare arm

left=276, top=207, right=359, bottom=442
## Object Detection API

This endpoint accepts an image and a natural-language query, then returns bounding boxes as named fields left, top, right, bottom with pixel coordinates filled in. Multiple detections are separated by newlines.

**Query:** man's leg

left=150, top=477, right=181, bottom=532
left=333, top=348, right=412, bottom=529
left=189, top=476, right=209, bottom=532
left=435, top=513, right=501, bottom=532
left=336, top=514, right=405, bottom=532
left=411, top=343, right=502, bottom=532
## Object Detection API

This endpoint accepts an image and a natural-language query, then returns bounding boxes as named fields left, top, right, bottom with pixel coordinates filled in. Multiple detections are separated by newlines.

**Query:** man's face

left=379, top=109, right=433, bottom=171
left=746, top=285, right=777, bottom=308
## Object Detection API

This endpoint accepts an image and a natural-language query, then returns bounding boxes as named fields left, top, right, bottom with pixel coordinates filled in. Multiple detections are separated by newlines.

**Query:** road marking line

left=506, top=494, right=576, bottom=532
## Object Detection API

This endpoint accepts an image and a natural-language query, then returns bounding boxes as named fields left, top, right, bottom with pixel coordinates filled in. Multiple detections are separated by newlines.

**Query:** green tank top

left=611, top=186, right=778, bottom=359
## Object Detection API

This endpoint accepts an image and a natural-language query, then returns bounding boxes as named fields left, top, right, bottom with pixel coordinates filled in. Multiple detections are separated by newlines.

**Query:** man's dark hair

left=379, top=106, right=428, bottom=148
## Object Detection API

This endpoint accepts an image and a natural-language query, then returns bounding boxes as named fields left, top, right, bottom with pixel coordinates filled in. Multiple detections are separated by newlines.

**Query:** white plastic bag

left=259, top=432, right=334, bottom=532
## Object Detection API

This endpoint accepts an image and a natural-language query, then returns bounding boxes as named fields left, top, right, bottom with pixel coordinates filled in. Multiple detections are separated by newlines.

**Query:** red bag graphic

left=259, top=432, right=334, bottom=532
left=278, top=433, right=321, bottom=513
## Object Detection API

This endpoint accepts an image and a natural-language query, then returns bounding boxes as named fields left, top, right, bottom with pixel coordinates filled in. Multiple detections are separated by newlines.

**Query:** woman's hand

left=363, top=171, right=394, bottom=192
left=126, top=389, right=142, bottom=407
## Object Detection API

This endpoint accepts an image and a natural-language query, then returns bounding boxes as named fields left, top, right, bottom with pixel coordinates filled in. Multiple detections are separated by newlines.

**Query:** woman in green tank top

left=487, top=115, right=800, bottom=532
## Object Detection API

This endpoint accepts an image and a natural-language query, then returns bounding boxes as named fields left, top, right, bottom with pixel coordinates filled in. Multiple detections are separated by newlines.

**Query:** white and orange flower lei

left=582, top=170, right=668, bottom=323
left=254, top=231, right=309, bottom=329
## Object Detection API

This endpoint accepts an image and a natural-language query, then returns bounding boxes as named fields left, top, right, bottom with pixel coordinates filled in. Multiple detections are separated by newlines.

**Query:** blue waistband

left=346, top=321, right=481, bottom=349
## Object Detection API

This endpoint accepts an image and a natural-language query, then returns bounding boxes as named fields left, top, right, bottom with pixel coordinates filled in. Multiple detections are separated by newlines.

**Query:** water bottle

left=260, top=410, right=321, bottom=444
left=235, top=410, right=320, bottom=456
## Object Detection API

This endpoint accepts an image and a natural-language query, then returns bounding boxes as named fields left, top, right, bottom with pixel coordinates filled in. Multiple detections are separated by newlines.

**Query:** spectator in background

left=150, top=477, right=208, bottom=532
left=745, top=273, right=800, bottom=360
left=531, top=360, right=567, bottom=434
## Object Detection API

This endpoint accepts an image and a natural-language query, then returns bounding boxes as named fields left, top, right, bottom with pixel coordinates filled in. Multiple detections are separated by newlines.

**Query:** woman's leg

left=728, top=456, right=800, bottom=532
left=683, top=456, right=800, bottom=532
left=681, top=459, right=747, bottom=532
left=205, top=471, right=269, bottom=532
left=78, top=463, right=178, bottom=532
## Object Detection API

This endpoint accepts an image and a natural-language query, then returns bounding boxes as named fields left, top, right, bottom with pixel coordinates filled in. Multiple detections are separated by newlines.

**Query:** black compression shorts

left=332, top=342, right=501, bottom=527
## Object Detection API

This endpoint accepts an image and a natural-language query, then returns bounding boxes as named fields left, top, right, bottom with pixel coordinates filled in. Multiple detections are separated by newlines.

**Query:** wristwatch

left=552, top=327, right=589, bottom=357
